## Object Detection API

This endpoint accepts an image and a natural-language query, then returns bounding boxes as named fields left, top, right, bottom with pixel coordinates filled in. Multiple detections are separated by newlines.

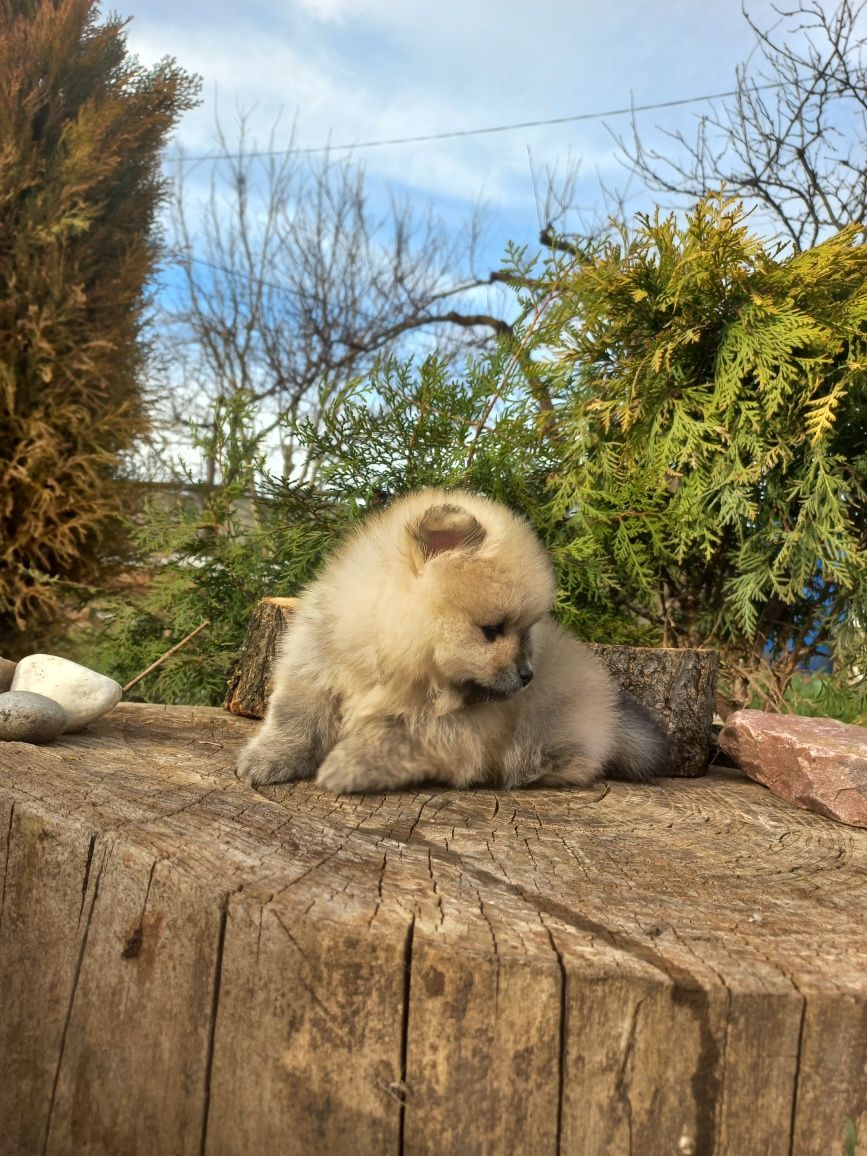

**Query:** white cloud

left=125, top=0, right=786, bottom=244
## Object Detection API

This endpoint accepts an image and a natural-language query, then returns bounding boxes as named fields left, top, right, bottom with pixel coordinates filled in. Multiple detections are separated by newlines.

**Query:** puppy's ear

left=409, top=503, right=486, bottom=562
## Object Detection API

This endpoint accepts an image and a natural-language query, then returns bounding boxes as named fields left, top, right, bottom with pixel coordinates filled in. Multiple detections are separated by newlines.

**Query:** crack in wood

left=42, top=840, right=107, bottom=1156
left=397, top=914, right=415, bottom=1156
left=542, top=920, right=568, bottom=1156
left=0, top=802, right=14, bottom=943
left=671, top=984, right=722, bottom=1156
left=77, top=834, right=97, bottom=926
left=787, top=988, right=808, bottom=1156
left=613, top=996, right=644, bottom=1156
left=199, top=895, right=229, bottom=1156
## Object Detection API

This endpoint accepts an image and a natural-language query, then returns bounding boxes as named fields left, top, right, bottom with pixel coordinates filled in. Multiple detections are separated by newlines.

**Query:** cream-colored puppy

left=237, top=489, right=668, bottom=792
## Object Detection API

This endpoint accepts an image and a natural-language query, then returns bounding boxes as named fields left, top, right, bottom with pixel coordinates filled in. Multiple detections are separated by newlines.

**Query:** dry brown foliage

left=0, top=0, right=198, bottom=648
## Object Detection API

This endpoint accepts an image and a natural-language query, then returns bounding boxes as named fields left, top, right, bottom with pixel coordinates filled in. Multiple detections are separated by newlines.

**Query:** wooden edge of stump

left=587, top=642, right=719, bottom=777
left=3, top=705, right=866, bottom=1156
left=223, top=597, right=299, bottom=719
left=224, top=597, right=719, bottom=775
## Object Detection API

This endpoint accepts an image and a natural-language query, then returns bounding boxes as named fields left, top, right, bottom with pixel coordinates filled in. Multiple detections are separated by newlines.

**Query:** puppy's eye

left=480, top=622, right=506, bottom=642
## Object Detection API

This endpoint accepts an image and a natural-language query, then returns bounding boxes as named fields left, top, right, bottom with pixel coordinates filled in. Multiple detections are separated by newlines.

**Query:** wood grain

left=588, top=642, right=719, bottom=776
left=0, top=703, right=864, bottom=1155
left=223, top=596, right=297, bottom=718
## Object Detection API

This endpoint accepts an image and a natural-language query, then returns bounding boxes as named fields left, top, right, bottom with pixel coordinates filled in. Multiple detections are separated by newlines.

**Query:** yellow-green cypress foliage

left=0, top=0, right=198, bottom=648
left=538, top=195, right=867, bottom=701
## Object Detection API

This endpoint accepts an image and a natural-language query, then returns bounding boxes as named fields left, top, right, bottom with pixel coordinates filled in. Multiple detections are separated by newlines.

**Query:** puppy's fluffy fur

left=237, top=489, right=668, bottom=793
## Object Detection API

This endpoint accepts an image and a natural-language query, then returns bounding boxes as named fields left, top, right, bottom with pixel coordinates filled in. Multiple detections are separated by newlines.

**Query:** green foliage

left=748, top=671, right=867, bottom=727
left=84, top=195, right=867, bottom=712
left=532, top=195, right=867, bottom=700
left=299, top=350, right=552, bottom=508
left=74, top=391, right=343, bottom=703
left=844, top=1118, right=858, bottom=1156
left=290, top=353, right=652, bottom=643
left=0, top=0, right=199, bottom=651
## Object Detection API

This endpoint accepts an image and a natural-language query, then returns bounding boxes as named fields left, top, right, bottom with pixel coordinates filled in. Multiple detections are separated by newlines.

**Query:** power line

left=171, top=82, right=783, bottom=164
left=164, top=249, right=301, bottom=297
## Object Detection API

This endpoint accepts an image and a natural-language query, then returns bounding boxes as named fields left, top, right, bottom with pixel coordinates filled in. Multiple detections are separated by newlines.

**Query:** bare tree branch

left=160, top=112, right=519, bottom=479
left=618, top=0, right=867, bottom=249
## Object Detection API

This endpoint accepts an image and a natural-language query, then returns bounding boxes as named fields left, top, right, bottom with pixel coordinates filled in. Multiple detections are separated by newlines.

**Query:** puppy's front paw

left=315, top=725, right=430, bottom=794
left=236, top=743, right=305, bottom=787
left=315, top=746, right=373, bottom=794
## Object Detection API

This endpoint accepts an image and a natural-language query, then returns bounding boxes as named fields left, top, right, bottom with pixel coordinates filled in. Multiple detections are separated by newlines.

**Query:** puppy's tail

left=605, top=690, right=670, bottom=782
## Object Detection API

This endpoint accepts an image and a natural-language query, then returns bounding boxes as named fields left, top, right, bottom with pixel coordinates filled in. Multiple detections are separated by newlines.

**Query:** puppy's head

left=405, top=501, right=555, bottom=704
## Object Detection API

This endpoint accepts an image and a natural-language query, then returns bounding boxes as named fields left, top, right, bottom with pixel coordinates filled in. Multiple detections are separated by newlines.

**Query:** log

left=225, top=598, right=718, bottom=776
left=223, top=596, right=298, bottom=718
left=0, top=702, right=865, bottom=1156
left=588, top=643, right=719, bottom=776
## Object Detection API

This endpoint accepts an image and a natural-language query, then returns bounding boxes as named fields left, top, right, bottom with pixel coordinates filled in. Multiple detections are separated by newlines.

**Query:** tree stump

left=223, top=596, right=298, bottom=718
left=1, top=703, right=864, bottom=1156
left=588, top=643, right=719, bottom=776
left=224, top=599, right=718, bottom=776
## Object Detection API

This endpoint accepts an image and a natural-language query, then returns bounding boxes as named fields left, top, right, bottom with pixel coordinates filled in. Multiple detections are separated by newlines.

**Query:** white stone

left=11, top=655, right=122, bottom=732
left=0, top=691, right=68, bottom=743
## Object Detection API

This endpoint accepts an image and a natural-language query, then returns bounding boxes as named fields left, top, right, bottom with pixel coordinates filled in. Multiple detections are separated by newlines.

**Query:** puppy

left=236, top=489, right=668, bottom=792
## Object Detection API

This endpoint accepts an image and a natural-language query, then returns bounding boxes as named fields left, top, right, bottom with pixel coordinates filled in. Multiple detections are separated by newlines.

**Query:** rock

left=0, top=691, right=68, bottom=744
left=718, top=709, right=867, bottom=828
left=11, top=655, right=122, bottom=732
left=0, top=657, right=15, bottom=693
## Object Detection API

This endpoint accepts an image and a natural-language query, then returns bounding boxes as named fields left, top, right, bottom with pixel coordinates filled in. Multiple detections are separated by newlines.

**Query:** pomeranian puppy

left=236, top=489, right=668, bottom=793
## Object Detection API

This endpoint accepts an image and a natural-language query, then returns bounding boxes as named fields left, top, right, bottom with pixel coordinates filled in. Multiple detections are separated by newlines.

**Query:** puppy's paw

left=315, top=747, right=375, bottom=794
left=316, top=726, right=431, bottom=794
left=236, top=743, right=307, bottom=787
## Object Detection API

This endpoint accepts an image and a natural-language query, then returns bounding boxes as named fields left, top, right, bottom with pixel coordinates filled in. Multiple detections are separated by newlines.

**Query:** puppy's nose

left=517, top=664, right=534, bottom=687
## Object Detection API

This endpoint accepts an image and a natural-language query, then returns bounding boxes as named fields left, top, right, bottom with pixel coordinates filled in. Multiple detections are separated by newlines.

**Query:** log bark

left=0, top=703, right=865, bottom=1156
left=588, top=643, right=719, bottom=776
left=223, top=596, right=298, bottom=718
left=225, top=598, right=718, bottom=777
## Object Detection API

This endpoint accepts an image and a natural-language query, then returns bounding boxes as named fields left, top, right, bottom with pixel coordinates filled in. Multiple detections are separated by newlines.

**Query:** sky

left=117, top=0, right=798, bottom=474
left=122, top=0, right=787, bottom=268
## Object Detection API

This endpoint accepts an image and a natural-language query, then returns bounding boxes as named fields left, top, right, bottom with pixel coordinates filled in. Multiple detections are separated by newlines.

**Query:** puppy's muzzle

left=462, top=665, right=533, bottom=704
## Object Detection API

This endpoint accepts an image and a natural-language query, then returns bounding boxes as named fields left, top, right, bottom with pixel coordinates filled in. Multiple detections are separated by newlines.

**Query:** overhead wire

left=169, top=82, right=783, bottom=164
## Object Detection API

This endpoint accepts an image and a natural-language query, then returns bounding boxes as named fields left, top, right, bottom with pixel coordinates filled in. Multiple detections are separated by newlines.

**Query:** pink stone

left=718, top=709, right=867, bottom=828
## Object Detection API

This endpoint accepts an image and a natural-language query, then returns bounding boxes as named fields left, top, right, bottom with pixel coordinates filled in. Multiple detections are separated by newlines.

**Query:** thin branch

left=123, top=620, right=211, bottom=693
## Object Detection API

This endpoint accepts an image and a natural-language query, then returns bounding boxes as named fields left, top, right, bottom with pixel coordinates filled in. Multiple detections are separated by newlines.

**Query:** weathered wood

left=588, top=642, right=719, bottom=776
left=0, top=703, right=865, bottom=1156
left=223, top=596, right=297, bottom=718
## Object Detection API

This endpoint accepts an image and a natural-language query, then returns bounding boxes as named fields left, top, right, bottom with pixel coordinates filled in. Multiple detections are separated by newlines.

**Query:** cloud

left=125, top=0, right=784, bottom=250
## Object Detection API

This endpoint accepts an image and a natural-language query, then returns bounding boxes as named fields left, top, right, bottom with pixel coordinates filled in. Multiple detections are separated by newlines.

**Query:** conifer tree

left=0, top=0, right=198, bottom=649
left=534, top=195, right=867, bottom=706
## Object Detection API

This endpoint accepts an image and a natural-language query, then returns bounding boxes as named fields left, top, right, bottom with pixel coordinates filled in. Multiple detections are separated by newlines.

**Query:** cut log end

left=223, top=596, right=298, bottom=718
left=1, top=703, right=865, bottom=1156
left=587, top=643, right=719, bottom=777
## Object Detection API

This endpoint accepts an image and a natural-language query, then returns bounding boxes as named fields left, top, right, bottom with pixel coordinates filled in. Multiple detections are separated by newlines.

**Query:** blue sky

left=124, top=0, right=787, bottom=269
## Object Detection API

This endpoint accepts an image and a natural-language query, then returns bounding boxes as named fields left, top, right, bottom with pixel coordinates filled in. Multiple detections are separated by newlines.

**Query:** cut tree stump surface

left=1, top=703, right=865, bottom=1156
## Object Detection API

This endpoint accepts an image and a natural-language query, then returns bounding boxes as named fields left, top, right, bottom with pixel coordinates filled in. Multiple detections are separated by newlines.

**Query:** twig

left=122, top=620, right=211, bottom=693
